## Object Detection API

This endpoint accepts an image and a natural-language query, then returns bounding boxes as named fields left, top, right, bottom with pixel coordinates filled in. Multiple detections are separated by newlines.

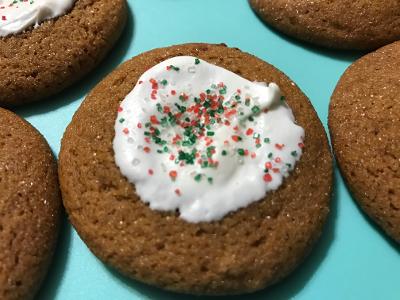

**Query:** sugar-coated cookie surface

left=0, top=0, right=127, bottom=107
left=0, top=108, right=61, bottom=300
left=249, top=0, right=400, bottom=50
left=59, top=43, right=332, bottom=295
left=329, top=41, right=400, bottom=243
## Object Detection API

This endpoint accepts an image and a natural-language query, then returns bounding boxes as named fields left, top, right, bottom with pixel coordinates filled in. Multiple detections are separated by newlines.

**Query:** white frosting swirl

left=0, top=0, right=75, bottom=37
left=114, top=56, right=305, bottom=223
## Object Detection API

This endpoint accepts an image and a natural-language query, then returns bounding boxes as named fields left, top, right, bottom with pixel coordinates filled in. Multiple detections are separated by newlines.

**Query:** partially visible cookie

left=329, top=41, right=400, bottom=243
left=0, top=108, right=61, bottom=300
left=249, top=0, right=400, bottom=50
left=0, top=0, right=127, bottom=107
left=59, top=43, right=332, bottom=295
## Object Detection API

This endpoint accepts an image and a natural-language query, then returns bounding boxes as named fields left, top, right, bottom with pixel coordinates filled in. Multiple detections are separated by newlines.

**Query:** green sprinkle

left=156, top=103, right=163, bottom=113
left=207, top=177, right=213, bottom=184
left=157, top=149, right=163, bottom=154
left=221, top=150, right=228, bottom=156
left=291, top=151, right=298, bottom=157
left=119, top=118, right=125, bottom=123
left=264, top=138, right=270, bottom=144
left=168, top=65, right=180, bottom=71
left=286, top=163, right=292, bottom=168
left=235, top=95, right=241, bottom=100
left=163, top=146, right=169, bottom=153
left=251, top=106, right=261, bottom=114
left=201, top=161, right=209, bottom=168
left=207, top=131, right=215, bottom=136
left=195, top=58, right=200, bottom=65
left=280, top=96, right=286, bottom=102
left=160, top=79, right=168, bottom=86
left=194, top=174, right=202, bottom=182
left=237, top=148, right=245, bottom=156
left=256, top=144, right=262, bottom=148
left=253, top=133, right=260, bottom=139
left=268, top=152, right=273, bottom=159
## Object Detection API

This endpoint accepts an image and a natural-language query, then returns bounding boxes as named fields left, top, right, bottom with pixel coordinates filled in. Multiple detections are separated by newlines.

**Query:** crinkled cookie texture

left=59, top=43, right=332, bottom=295
left=329, top=41, right=400, bottom=243
left=0, top=0, right=127, bottom=107
left=249, top=0, right=400, bottom=50
left=0, top=108, right=61, bottom=300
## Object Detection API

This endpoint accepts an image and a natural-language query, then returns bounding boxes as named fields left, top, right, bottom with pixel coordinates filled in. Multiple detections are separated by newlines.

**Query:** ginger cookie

left=0, top=0, right=127, bottom=107
left=0, top=108, right=61, bottom=300
left=249, top=0, right=400, bottom=50
left=329, top=41, right=400, bottom=243
left=59, top=43, right=332, bottom=295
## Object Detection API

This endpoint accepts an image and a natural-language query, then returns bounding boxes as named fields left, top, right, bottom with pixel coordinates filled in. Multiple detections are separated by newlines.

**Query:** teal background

left=14, top=0, right=399, bottom=299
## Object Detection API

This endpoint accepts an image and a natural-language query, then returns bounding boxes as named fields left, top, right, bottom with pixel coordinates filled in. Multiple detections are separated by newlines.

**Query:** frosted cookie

left=329, top=41, right=400, bottom=243
left=0, top=0, right=127, bottom=106
left=0, top=108, right=61, bottom=300
left=249, top=0, right=400, bottom=50
left=59, top=43, right=332, bottom=295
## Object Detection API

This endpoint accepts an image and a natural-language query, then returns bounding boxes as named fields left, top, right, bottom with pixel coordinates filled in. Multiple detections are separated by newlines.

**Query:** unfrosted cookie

left=249, top=0, right=400, bottom=50
left=329, top=41, right=400, bottom=243
left=0, top=108, right=61, bottom=300
left=59, top=43, right=332, bottom=295
left=0, top=0, right=127, bottom=107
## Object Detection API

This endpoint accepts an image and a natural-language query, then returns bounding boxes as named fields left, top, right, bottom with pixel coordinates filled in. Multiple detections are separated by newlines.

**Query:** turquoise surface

left=15, top=0, right=399, bottom=299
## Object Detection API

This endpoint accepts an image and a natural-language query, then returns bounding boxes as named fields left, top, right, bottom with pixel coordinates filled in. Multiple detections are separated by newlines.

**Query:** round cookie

left=0, top=108, right=61, bottom=300
left=59, top=43, right=332, bottom=295
left=329, top=41, right=400, bottom=243
left=249, top=0, right=400, bottom=50
left=0, top=0, right=127, bottom=107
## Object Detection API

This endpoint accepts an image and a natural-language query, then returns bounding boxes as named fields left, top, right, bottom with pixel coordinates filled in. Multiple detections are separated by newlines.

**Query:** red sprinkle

left=137, top=122, right=142, bottom=128
left=169, top=170, right=178, bottom=179
left=272, top=168, right=280, bottom=173
left=151, top=90, right=157, bottom=100
left=143, top=146, right=151, bottom=153
left=149, top=78, right=158, bottom=90
left=275, top=157, right=282, bottom=163
left=117, top=106, right=123, bottom=112
left=175, top=189, right=181, bottom=196
left=246, top=128, right=254, bottom=136
left=263, top=173, right=273, bottom=182
left=148, top=169, right=154, bottom=175
left=122, top=128, right=129, bottom=134
left=150, top=115, right=159, bottom=124
left=265, top=162, right=272, bottom=169
left=298, top=142, right=305, bottom=148
left=171, top=90, right=176, bottom=95
left=1, top=16, right=6, bottom=21
left=163, top=105, right=171, bottom=113
left=231, top=135, right=240, bottom=142
left=275, top=143, right=285, bottom=150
